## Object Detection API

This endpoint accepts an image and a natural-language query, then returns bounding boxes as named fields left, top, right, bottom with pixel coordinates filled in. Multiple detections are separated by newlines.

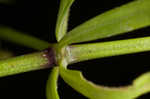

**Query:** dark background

left=0, top=0, right=150, bottom=99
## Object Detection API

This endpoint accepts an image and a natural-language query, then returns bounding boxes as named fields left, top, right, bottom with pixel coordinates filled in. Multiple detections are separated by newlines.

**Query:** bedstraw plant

left=1, top=0, right=150, bottom=99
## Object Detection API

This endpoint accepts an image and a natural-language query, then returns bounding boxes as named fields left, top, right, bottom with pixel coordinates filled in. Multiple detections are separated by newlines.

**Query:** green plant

left=1, top=0, right=150, bottom=98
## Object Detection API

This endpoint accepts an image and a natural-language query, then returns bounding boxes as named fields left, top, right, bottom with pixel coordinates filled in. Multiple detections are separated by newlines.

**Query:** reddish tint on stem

left=43, top=47, right=57, bottom=68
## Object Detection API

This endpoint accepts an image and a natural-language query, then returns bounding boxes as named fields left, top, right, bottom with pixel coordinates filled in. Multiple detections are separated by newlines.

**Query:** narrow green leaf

left=0, top=26, right=50, bottom=50
left=60, top=65, right=150, bottom=99
left=55, top=0, right=74, bottom=41
left=134, top=72, right=150, bottom=88
left=46, top=67, right=59, bottom=99
left=59, top=0, right=150, bottom=47
left=67, top=37, right=150, bottom=64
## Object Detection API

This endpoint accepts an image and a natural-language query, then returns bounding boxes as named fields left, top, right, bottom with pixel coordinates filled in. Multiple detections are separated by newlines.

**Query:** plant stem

left=68, top=37, right=150, bottom=64
left=0, top=26, right=50, bottom=50
left=0, top=48, right=56, bottom=77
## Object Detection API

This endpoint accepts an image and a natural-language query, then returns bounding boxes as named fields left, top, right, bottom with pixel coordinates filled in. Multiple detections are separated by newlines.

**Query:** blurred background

left=0, top=0, right=150, bottom=98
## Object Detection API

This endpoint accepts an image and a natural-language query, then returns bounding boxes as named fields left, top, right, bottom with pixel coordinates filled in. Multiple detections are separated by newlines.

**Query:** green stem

left=0, top=26, right=50, bottom=50
left=0, top=50, right=55, bottom=77
left=67, top=37, right=150, bottom=64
